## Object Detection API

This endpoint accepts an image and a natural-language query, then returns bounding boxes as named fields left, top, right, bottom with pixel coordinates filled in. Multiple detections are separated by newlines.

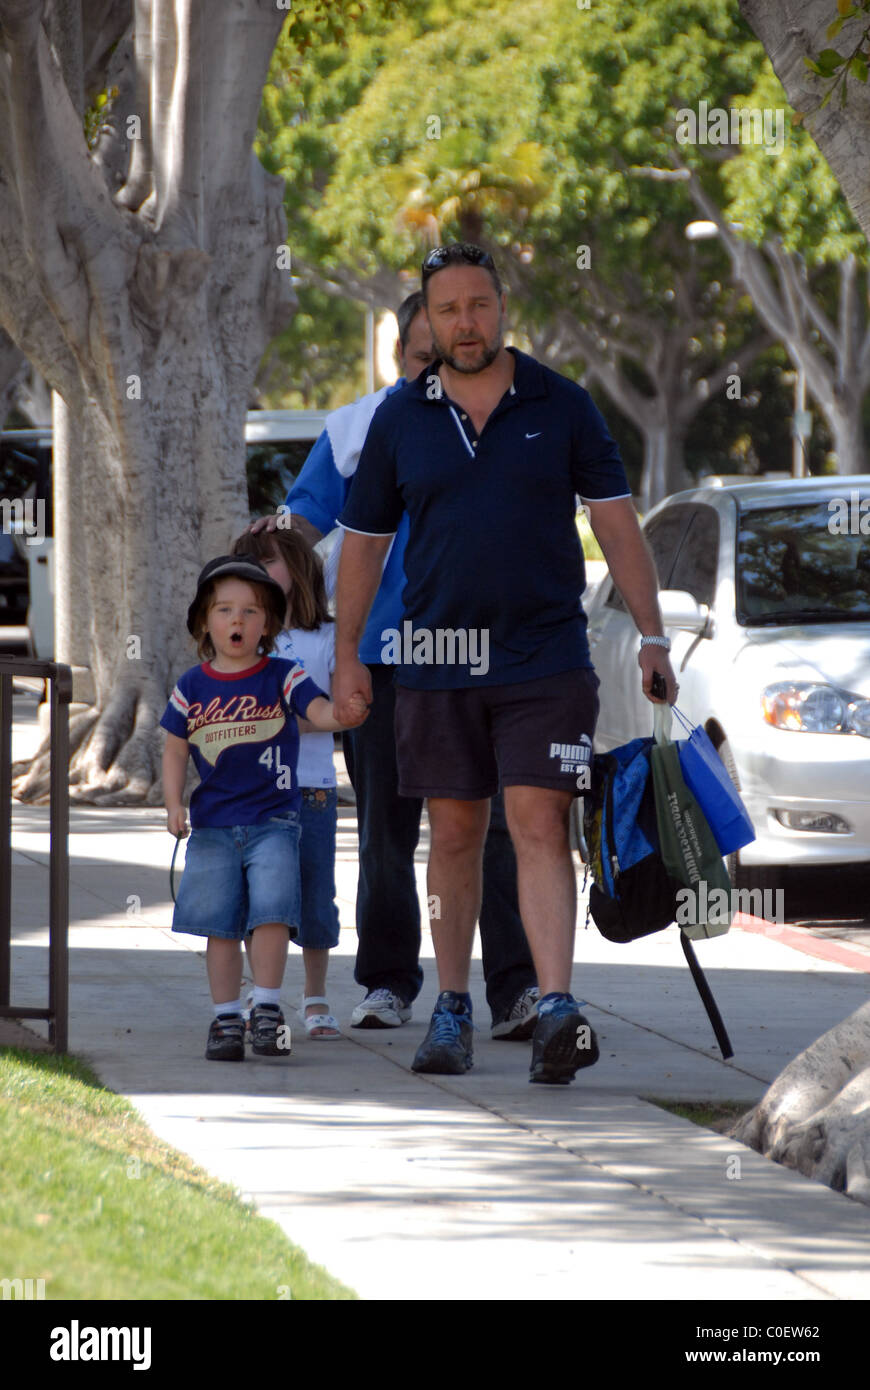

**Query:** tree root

left=13, top=706, right=100, bottom=801
left=13, top=680, right=165, bottom=805
left=731, top=1001, right=870, bottom=1205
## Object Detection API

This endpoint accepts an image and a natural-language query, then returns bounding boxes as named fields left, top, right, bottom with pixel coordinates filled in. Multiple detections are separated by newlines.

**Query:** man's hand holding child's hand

left=341, top=692, right=370, bottom=728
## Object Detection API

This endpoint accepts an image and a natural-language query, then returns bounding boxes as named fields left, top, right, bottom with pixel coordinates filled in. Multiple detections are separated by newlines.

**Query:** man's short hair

left=420, top=243, right=503, bottom=301
left=396, top=290, right=425, bottom=350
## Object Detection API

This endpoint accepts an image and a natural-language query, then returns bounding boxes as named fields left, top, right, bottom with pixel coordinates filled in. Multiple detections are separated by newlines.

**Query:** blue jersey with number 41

left=160, top=656, right=326, bottom=827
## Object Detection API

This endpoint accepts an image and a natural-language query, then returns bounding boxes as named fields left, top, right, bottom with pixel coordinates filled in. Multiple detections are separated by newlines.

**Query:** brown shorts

left=394, top=668, right=599, bottom=800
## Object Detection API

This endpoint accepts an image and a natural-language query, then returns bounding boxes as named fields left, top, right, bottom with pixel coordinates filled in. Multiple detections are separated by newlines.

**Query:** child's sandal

left=301, top=996, right=342, bottom=1040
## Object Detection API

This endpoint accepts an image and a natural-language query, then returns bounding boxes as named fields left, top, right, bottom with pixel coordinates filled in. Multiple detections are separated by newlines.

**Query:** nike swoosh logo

left=525, top=431, right=542, bottom=439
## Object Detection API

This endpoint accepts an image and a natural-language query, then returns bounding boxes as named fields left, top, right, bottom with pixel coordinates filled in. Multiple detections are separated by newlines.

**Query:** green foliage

left=83, top=86, right=118, bottom=150
left=255, top=284, right=367, bottom=409
left=802, top=1, right=870, bottom=110
left=256, top=0, right=865, bottom=442
left=719, top=67, right=866, bottom=263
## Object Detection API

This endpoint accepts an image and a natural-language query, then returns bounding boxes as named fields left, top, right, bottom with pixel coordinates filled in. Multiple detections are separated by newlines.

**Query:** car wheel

left=717, top=738, right=783, bottom=894
left=569, top=797, right=587, bottom=861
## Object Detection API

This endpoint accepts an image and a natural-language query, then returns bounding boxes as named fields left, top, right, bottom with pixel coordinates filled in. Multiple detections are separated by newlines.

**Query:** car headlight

left=762, top=682, right=870, bottom=736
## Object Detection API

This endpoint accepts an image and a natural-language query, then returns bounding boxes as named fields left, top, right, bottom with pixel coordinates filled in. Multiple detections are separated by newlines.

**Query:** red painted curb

left=732, top=911, right=870, bottom=975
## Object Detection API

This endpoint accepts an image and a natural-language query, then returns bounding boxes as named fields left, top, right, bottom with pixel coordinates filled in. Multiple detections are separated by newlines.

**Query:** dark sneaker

left=206, top=1012, right=245, bottom=1062
left=350, top=988, right=412, bottom=1029
left=249, top=1002, right=290, bottom=1056
left=530, top=998, right=599, bottom=1085
left=491, top=985, right=540, bottom=1041
left=411, top=991, right=473, bottom=1074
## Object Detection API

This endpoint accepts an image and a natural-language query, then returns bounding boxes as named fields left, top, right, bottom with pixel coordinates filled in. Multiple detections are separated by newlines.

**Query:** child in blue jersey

left=231, top=528, right=344, bottom=1040
left=161, top=555, right=367, bottom=1062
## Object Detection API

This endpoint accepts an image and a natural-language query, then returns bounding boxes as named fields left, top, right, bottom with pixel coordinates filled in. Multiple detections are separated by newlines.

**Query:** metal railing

left=0, top=658, right=70, bottom=1052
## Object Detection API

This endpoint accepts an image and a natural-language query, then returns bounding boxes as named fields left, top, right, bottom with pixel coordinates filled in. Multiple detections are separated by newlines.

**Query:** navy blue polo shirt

left=338, top=347, right=630, bottom=689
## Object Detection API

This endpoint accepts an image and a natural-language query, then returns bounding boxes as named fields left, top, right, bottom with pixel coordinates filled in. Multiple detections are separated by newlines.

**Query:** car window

left=604, top=504, right=695, bottom=612
left=245, top=441, right=313, bottom=515
left=669, top=506, right=720, bottom=606
left=737, top=497, right=870, bottom=623
left=0, top=436, right=53, bottom=536
left=644, top=506, right=695, bottom=586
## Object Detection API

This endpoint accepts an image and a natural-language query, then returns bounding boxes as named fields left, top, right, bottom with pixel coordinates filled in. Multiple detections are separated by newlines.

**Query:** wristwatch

left=639, top=634, right=671, bottom=651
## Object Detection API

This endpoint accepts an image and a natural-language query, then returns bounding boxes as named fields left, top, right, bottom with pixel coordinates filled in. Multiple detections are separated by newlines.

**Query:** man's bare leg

left=426, top=796, right=490, bottom=991
left=503, top=785, right=576, bottom=993
left=504, top=784, right=599, bottom=1081
left=412, top=796, right=489, bottom=1074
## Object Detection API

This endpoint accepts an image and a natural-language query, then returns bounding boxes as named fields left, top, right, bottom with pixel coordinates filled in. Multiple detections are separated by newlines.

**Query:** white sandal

left=300, top=996, right=342, bottom=1040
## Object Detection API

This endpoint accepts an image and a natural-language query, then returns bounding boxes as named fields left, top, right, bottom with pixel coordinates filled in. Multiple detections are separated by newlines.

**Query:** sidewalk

left=7, top=689, right=870, bottom=1301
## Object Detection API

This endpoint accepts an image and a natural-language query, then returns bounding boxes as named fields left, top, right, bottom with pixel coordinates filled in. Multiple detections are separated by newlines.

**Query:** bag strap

left=653, top=702, right=673, bottom=745
left=170, top=836, right=181, bottom=904
left=679, top=931, right=734, bottom=1059
left=670, top=704, right=694, bottom=735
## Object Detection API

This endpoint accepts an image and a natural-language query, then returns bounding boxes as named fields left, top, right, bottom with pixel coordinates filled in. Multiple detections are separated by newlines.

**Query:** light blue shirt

left=286, top=381, right=411, bottom=665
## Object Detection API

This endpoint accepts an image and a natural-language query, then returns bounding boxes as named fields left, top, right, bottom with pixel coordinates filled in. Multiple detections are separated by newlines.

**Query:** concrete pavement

left=6, top=686, right=870, bottom=1301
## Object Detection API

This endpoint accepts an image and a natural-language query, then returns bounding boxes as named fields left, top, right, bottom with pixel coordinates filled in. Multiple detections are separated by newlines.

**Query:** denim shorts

left=171, top=812, right=301, bottom=941
left=297, top=787, right=341, bottom=950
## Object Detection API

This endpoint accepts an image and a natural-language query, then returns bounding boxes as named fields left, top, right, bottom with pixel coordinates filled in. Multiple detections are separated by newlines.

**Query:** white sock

left=251, top=986, right=282, bottom=1008
left=214, top=998, right=242, bottom=1018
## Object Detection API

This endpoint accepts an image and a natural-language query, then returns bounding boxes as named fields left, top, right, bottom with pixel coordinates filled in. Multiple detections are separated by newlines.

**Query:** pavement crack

left=581, top=998, right=773, bottom=1085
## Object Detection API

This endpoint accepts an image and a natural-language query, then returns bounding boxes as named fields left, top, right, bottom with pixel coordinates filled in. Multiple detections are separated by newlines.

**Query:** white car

left=584, top=476, right=870, bottom=890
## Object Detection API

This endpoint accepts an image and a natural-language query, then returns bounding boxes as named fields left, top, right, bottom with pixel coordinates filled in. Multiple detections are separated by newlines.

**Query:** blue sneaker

left=530, top=997, right=599, bottom=1084
left=412, top=991, right=473, bottom=1074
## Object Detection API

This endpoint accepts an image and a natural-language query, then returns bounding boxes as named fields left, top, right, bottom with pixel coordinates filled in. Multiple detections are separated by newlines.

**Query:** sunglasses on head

left=421, top=244, right=496, bottom=279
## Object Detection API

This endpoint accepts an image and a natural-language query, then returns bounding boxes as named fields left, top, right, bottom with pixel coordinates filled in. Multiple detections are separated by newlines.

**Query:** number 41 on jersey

left=259, top=746, right=293, bottom=789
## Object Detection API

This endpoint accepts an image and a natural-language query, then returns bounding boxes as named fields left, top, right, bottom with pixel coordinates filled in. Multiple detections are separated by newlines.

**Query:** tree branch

left=687, top=330, right=772, bottom=416
left=0, top=0, right=128, bottom=362
left=0, top=174, right=86, bottom=402
left=293, top=255, right=410, bottom=313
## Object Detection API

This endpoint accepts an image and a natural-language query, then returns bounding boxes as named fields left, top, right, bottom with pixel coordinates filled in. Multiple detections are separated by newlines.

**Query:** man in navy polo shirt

left=334, top=243, right=678, bottom=1085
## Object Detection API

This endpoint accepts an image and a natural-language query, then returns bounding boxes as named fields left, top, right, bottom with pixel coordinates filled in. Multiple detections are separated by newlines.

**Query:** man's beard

left=432, top=324, right=502, bottom=374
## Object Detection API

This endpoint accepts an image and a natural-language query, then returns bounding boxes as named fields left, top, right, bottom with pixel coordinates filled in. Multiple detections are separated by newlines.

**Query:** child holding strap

left=231, top=527, right=344, bottom=1040
left=161, top=554, right=367, bottom=1061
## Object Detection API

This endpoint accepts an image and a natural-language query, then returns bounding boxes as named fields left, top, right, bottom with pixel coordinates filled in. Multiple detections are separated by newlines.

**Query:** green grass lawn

left=0, top=1046, right=356, bottom=1301
left=645, top=1097, right=751, bottom=1133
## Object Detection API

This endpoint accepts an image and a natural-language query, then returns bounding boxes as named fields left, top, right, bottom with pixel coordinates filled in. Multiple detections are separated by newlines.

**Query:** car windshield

left=737, top=497, right=870, bottom=625
left=245, top=442, right=310, bottom=515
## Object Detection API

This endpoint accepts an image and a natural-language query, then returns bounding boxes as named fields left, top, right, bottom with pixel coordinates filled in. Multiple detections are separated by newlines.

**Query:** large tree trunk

left=741, top=0, right=870, bottom=246
left=0, top=326, right=27, bottom=423
left=639, top=411, right=690, bottom=516
left=826, top=394, right=868, bottom=476
left=0, top=1, right=294, bottom=802
left=732, top=1001, right=870, bottom=1206
left=734, top=0, right=870, bottom=1212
